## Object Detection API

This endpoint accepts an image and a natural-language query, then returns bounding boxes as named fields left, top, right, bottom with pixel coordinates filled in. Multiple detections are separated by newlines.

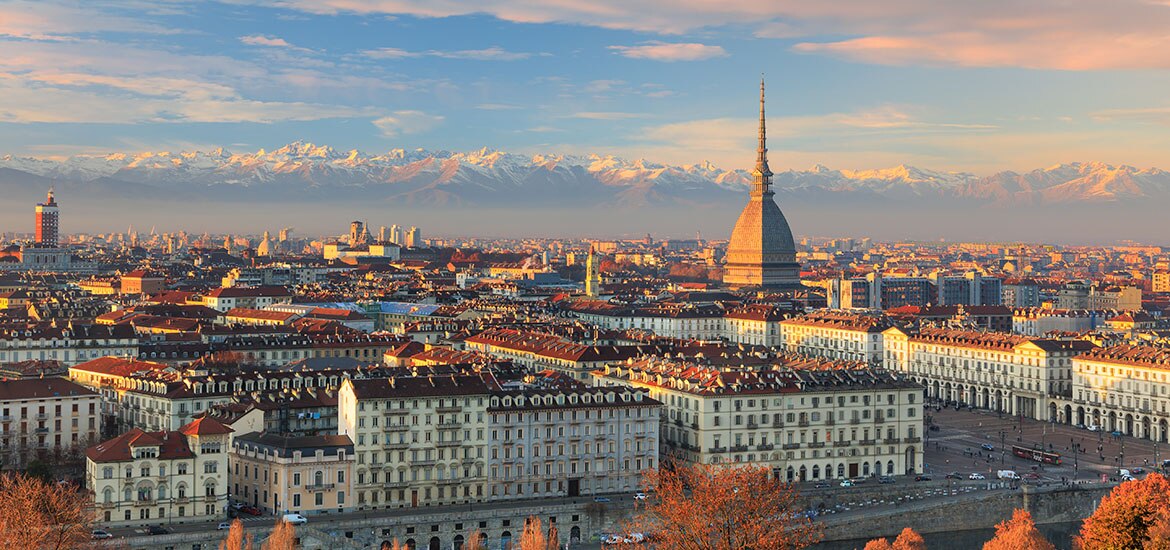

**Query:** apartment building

left=85, top=417, right=232, bottom=527
left=1069, top=345, right=1170, bottom=440
left=780, top=311, right=891, bottom=366
left=338, top=374, right=496, bottom=510
left=593, top=358, right=924, bottom=481
left=485, top=387, right=660, bottom=501
left=883, top=327, right=1096, bottom=421
left=464, top=328, right=671, bottom=381
left=0, top=324, right=138, bottom=366
left=230, top=433, right=355, bottom=516
left=724, top=304, right=788, bottom=347
left=0, top=377, right=101, bottom=469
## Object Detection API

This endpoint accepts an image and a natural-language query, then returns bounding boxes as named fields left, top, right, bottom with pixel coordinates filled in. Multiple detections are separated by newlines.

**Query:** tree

left=983, top=509, right=1054, bottom=550
left=219, top=519, right=254, bottom=550
left=262, top=519, right=296, bottom=550
left=865, top=528, right=925, bottom=550
left=465, top=529, right=487, bottom=550
left=0, top=473, right=95, bottom=549
left=517, top=517, right=547, bottom=550
left=627, top=463, right=821, bottom=550
left=24, top=459, right=54, bottom=482
left=1078, top=475, right=1170, bottom=549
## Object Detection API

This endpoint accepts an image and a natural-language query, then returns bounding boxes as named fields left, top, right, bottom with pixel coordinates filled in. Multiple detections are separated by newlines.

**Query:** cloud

left=1091, top=106, right=1170, bottom=125
left=239, top=35, right=311, bottom=52
left=256, top=0, right=1170, bottom=70
left=608, top=42, right=727, bottom=62
left=569, top=112, right=645, bottom=120
left=0, top=1, right=182, bottom=40
left=363, top=46, right=531, bottom=61
left=476, top=103, right=520, bottom=110
left=372, top=110, right=444, bottom=137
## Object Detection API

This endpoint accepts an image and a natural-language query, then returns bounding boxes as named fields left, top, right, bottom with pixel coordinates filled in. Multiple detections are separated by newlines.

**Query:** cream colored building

left=339, top=375, right=493, bottom=510
left=593, top=358, right=924, bottom=481
left=0, top=377, right=101, bottom=470
left=780, top=310, right=890, bottom=366
left=85, top=417, right=232, bottom=527
left=486, top=387, right=660, bottom=500
left=1069, top=345, right=1170, bottom=440
left=230, top=433, right=354, bottom=516
left=724, top=304, right=787, bottom=347
left=883, top=326, right=1096, bottom=422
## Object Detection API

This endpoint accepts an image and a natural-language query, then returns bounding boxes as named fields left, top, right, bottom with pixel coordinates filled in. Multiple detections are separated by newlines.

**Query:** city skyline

left=3, top=1, right=1170, bottom=175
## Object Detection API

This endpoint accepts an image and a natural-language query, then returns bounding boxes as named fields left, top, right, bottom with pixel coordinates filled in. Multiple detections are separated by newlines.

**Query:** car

left=633, top=492, right=647, bottom=500
left=981, top=443, right=995, bottom=451
left=814, top=482, right=831, bottom=489
left=229, top=502, right=245, bottom=511
left=1087, top=424, right=1100, bottom=431
left=878, top=476, right=895, bottom=484
left=1023, top=472, right=1040, bottom=480
left=281, top=513, right=307, bottom=525
left=969, top=473, right=986, bottom=480
left=1133, top=467, right=1146, bottom=474
left=145, top=525, right=170, bottom=536
left=91, top=529, right=113, bottom=540
left=239, top=505, right=262, bottom=516
left=593, top=496, right=611, bottom=503
left=850, top=476, right=869, bottom=484
left=217, top=521, right=233, bottom=530
left=945, top=472, right=963, bottom=480
left=840, top=479, right=855, bottom=487
left=914, top=475, right=932, bottom=482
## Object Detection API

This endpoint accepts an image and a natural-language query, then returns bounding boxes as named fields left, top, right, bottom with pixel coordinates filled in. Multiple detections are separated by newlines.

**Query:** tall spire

left=752, top=76, right=773, bottom=196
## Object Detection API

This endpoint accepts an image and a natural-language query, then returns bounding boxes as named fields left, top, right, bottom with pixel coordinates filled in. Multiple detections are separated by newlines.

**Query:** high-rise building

left=723, top=80, right=800, bottom=290
left=404, top=226, right=421, bottom=248
left=34, top=189, right=59, bottom=246
left=389, top=224, right=401, bottom=245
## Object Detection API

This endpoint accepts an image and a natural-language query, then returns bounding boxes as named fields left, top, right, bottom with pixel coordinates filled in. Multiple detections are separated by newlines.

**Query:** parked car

left=633, top=492, right=647, bottom=500
left=593, top=496, right=611, bottom=503
left=814, top=481, right=831, bottom=489
left=91, top=529, right=113, bottom=540
left=914, top=475, right=932, bottom=482
left=281, top=513, right=307, bottom=525
left=969, top=473, right=986, bottom=480
left=1087, top=424, right=1100, bottom=431
left=145, top=525, right=170, bottom=536
left=218, top=521, right=233, bottom=530
left=981, top=443, right=995, bottom=451
left=878, top=476, right=895, bottom=484
left=840, top=479, right=855, bottom=487
left=944, top=472, right=963, bottom=480
left=850, top=476, right=869, bottom=484
left=239, top=505, right=262, bottom=516
left=1133, top=467, right=1146, bottom=475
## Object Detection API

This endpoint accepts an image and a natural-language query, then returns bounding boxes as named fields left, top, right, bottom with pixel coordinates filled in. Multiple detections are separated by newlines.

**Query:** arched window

left=315, top=471, right=324, bottom=487
left=102, top=487, right=113, bottom=503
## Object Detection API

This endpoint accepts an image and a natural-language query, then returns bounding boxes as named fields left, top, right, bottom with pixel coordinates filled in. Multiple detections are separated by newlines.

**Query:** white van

left=997, top=470, right=1020, bottom=480
left=282, top=513, right=307, bottom=525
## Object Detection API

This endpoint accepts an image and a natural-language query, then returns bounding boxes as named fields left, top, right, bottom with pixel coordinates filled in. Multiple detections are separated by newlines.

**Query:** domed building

left=723, top=80, right=801, bottom=290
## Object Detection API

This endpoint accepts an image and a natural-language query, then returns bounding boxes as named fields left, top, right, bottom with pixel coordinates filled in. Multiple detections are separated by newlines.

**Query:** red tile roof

left=179, top=416, right=233, bottom=436
left=86, top=428, right=195, bottom=463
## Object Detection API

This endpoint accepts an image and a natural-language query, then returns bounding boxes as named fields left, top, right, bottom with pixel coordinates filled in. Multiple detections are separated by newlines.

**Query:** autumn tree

left=262, top=519, right=297, bottom=550
left=864, top=528, right=925, bottom=550
left=219, top=519, right=254, bottom=550
left=627, top=463, right=821, bottom=550
left=1077, top=475, right=1170, bottom=549
left=983, top=509, right=1054, bottom=550
left=465, top=529, right=487, bottom=550
left=517, top=517, right=547, bottom=550
left=0, top=473, right=95, bottom=549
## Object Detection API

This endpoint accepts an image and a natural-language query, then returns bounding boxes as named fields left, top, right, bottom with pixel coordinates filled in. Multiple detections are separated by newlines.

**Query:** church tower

left=585, top=247, right=601, bottom=297
left=723, top=78, right=801, bottom=290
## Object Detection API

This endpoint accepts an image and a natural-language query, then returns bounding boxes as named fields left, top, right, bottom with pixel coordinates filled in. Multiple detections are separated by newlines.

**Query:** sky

left=3, top=0, right=1170, bottom=174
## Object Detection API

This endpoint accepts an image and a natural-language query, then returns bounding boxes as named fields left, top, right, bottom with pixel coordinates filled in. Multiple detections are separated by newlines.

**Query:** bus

left=1012, top=445, right=1062, bottom=465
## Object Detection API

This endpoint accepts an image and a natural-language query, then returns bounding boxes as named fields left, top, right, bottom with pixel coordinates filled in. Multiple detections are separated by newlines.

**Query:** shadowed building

left=724, top=80, right=801, bottom=290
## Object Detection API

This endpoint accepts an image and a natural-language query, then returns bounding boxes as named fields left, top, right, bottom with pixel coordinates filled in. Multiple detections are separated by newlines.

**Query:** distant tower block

left=34, top=189, right=59, bottom=247
left=585, top=247, right=601, bottom=297
left=349, top=221, right=365, bottom=245
left=723, top=78, right=801, bottom=290
left=405, top=226, right=421, bottom=248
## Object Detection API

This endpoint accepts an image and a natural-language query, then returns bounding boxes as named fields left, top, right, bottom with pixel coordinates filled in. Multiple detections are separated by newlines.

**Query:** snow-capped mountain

left=1, top=143, right=1167, bottom=207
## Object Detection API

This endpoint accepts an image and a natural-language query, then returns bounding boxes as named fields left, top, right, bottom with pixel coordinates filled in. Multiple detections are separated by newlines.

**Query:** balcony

left=383, top=424, right=410, bottom=433
left=386, top=441, right=411, bottom=450
left=436, top=439, right=462, bottom=447
left=383, top=480, right=410, bottom=489
left=833, top=441, right=850, bottom=448
left=781, top=443, right=800, bottom=450
left=436, top=422, right=461, bottom=431
left=707, top=446, right=727, bottom=454
left=383, top=409, right=410, bottom=416
left=304, top=483, right=335, bottom=492
left=680, top=443, right=700, bottom=452
left=905, top=436, right=922, bottom=443
left=690, top=421, right=699, bottom=429
left=824, top=418, right=836, bottom=426
left=173, top=496, right=189, bottom=504
left=875, top=416, right=886, bottom=424
left=772, top=421, right=785, bottom=428
left=34, top=427, right=49, bottom=434
left=798, top=419, right=810, bottom=427
left=35, top=413, right=49, bottom=421
left=412, top=458, right=438, bottom=467
left=436, top=477, right=462, bottom=485
left=807, top=442, right=825, bottom=449
left=730, top=445, right=748, bottom=453
left=756, top=444, right=774, bottom=451
left=435, top=405, right=462, bottom=414
left=883, top=438, right=900, bottom=444
left=859, top=439, right=876, bottom=446
left=849, top=419, right=861, bottom=425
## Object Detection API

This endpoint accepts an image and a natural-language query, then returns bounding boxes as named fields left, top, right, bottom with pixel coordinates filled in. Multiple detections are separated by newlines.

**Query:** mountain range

left=2, top=142, right=1169, bottom=208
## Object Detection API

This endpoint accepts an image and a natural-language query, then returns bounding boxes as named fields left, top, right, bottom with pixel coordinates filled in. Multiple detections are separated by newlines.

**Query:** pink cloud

left=608, top=41, right=727, bottom=62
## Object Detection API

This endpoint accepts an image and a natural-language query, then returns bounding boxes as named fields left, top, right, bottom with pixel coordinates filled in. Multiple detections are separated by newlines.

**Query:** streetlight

left=1000, top=430, right=1006, bottom=464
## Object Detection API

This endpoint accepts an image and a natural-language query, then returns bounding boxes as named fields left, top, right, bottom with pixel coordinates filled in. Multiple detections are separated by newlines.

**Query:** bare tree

left=262, top=519, right=297, bottom=550
left=219, top=519, right=255, bottom=550
left=0, top=472, right=95, bottom=549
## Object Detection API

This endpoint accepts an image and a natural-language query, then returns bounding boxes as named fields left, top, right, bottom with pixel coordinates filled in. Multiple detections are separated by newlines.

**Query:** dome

left=723, top=79, right=801, bottom=290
